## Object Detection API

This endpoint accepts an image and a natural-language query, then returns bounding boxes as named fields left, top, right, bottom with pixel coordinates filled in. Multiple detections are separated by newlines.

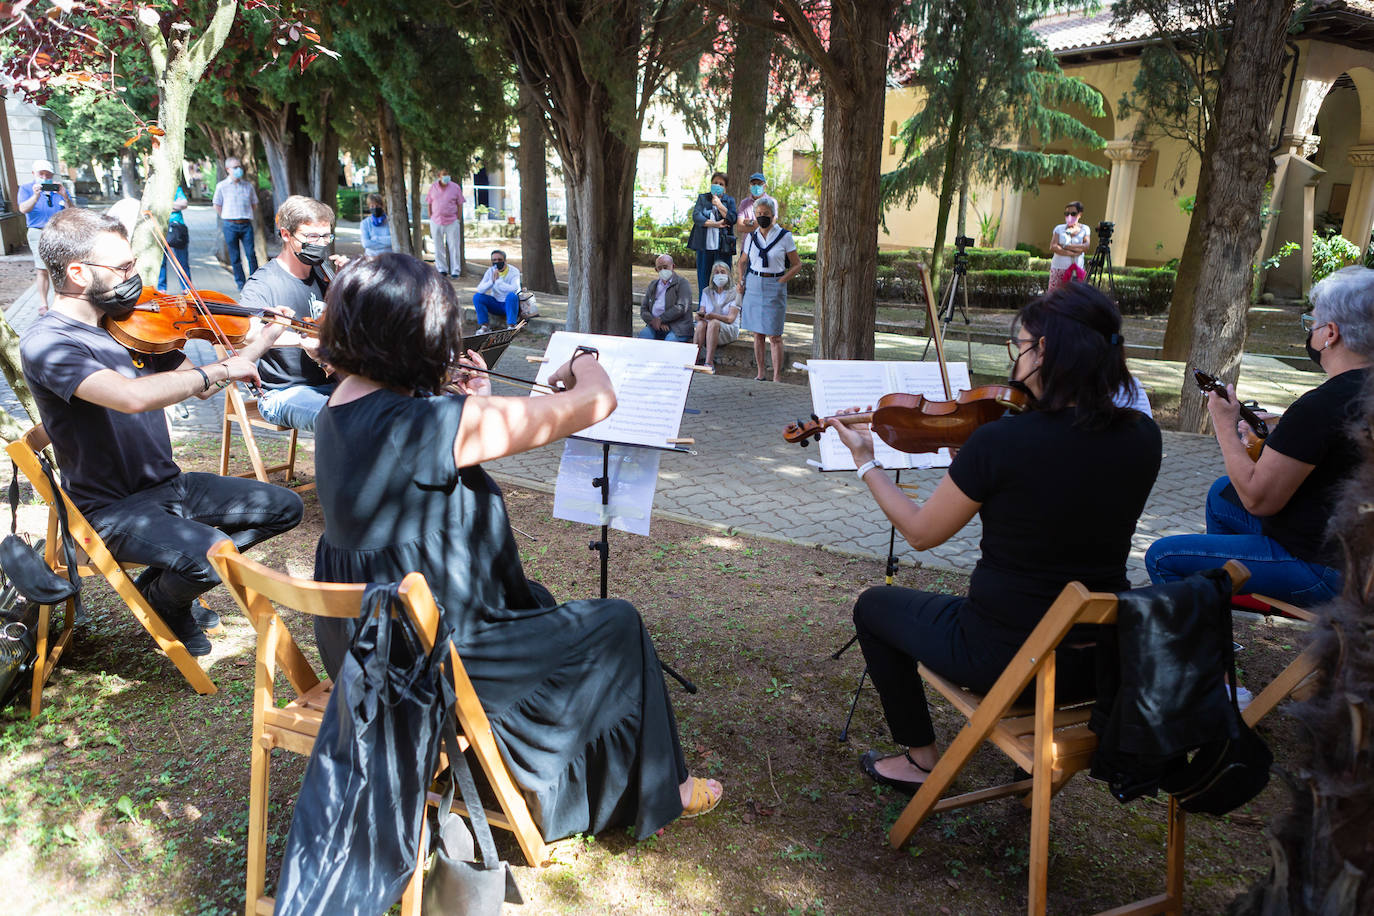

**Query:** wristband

left=192, top=366, right=211, bottom=392
left=856, top=459, right=883, bottom=482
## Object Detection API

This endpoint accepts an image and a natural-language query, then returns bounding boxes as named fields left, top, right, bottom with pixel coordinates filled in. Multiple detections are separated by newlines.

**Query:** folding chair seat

left=1241, top=592, right=1320, bottom=727
left=6, top=425, right=217, bottom=718
left=218, top=383, right=313, bottom=492
left=888, top=561, right=1249, bottom=916
left=207, top=541, right=547, bottom=916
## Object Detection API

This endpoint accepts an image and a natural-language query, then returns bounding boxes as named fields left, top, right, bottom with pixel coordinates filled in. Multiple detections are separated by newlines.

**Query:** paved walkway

left=2, top=205, right=1247, bottom=584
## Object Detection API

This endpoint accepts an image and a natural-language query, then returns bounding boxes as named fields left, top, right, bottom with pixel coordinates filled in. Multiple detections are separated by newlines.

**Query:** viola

left=1192, top=368, right=1277, bottom=461
left=783, top=384, right=1030, bottom=454
left=107, top=287, right=320, bottom=355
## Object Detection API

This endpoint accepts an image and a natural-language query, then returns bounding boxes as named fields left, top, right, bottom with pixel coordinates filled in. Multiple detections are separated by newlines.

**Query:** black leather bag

left=1159, top=665, right=1273, bottom=815
left=276, top=584, right=448, bottom=916
left=165, top=220, right=189, bottom=249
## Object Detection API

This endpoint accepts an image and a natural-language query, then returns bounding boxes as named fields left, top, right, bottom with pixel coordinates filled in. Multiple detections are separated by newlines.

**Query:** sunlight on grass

left=699, top=535, right=746, bottom=550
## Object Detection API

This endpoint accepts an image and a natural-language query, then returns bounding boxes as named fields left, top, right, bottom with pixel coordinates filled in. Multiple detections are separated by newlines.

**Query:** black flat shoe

left=860, top=749, right=930, bottom=796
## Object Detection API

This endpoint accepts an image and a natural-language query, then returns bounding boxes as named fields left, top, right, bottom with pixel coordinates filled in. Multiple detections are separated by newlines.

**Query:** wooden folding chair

left=1241, top=593, right=1320, bottom=727
left=218, top=383, right=313, bottom=492
left=207, top=541, right=547, bottom=916
left=889, top=561, right=1250, bottom=916
left=7, top=425, right=217, bottom=718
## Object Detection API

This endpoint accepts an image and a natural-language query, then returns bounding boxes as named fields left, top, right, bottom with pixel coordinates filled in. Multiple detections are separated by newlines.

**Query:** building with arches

left=879, top=1, right=1374, bottom=297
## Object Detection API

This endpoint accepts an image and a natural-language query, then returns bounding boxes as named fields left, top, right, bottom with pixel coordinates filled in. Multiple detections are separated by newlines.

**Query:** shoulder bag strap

left=37, top=455, right=82, bottom=601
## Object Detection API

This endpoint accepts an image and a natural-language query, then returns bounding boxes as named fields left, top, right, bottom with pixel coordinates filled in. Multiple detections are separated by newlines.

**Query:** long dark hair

left=1014, top=283, right=1134, bottom=430
left=318, top=253, right=463, bottom=394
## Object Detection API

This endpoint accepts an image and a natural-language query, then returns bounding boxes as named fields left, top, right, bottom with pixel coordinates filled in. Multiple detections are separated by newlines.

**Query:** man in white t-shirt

left=1047, top=200, right=1090, bottom=292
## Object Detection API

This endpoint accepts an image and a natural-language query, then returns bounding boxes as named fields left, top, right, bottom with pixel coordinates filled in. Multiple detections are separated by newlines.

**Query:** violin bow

left=917, top=263, right=954, bottom=399
left=141, top=209, right=263, bottom=397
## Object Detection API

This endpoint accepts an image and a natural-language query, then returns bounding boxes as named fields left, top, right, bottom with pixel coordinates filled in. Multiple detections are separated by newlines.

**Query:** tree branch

left=185, top=0, right=239, bottom=78
left=770, top=0, right=845, bottom=97
left=134, top=8, right=168, bottom=79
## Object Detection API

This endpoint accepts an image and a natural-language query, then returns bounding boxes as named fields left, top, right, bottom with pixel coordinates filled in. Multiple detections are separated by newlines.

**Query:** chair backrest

left=208, top=541, right=445, bottom=698
left=8, top=424, right=83, bottom=566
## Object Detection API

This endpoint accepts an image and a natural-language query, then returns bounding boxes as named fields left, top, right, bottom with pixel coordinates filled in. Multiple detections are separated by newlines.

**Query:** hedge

left=633, top=235, right=696, bottom=268
left=336, top=188, right=366, bottom=223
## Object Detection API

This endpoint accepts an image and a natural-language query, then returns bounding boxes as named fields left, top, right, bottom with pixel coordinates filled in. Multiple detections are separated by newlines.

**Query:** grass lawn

left=0, top=437, right=1301, bottom=914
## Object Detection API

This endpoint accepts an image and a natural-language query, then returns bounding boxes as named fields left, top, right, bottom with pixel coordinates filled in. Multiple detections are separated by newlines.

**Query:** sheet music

left=553, top=439, right=661, bottom=536
left=804, top=359, right=973, bottom=471
left=534, top=332, right=696, bottom=448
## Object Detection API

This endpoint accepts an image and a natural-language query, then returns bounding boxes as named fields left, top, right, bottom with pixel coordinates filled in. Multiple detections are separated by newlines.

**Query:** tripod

left=1086, top=233, right=1116, bottom=298
left=922, top=249, right=973, bottom=365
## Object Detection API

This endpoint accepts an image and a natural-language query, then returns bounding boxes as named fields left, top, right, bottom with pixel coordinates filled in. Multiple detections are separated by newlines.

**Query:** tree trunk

left=119, top=148, right=143, bottom=199
left=518, top=84, right=559, bottom=293
left=377, top=99, right=412, bottom=255
left=1177, top=0, right=1293, bottom=433
left=725, top=0, right=774, bottom=198
left=562, top=110, right=639, bottom=334
left=927, top=20, right=973, bottom=287
left=812, top=3, right=891, bottom=359
left=254, top=101, right=314, bottom=209
left=1160, top=155, right=1212, bottom=360
left=409, top=154, right=425, bottom=260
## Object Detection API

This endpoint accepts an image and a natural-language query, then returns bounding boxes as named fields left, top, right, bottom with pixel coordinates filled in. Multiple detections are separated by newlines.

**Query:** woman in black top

left=311, top=254, right=722, bottom=839
left=1145, top=265, right=1373, bottom=606
left=830, top=284, right=1162, bottom=793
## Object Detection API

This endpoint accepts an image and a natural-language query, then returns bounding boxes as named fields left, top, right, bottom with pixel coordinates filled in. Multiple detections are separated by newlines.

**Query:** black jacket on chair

left=1090, top=568, right=1238, bottom=802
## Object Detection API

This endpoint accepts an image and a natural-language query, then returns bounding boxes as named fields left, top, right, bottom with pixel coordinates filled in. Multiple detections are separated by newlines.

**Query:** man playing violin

left=239, top=195, right=347, bottom=432
left=20, top=208, right=304, bottom=656
left=1146, top=266, right=1374, bottom=606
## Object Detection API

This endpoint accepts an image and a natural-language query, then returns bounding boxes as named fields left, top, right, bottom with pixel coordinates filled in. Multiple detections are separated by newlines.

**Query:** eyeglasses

left=1006, top=337, right=1037, bottom=362
left=295, top=232, right=334, bottom=244
left=1063, top=211, right=1079, bottom=217
left=81, top=260, right=137, bottom=275
left=1300, top=313, right=1318, bottom=332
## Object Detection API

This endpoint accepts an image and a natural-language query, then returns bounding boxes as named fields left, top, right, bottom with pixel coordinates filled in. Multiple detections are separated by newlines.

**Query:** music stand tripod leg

left=590, top=441, right=697, bottom=695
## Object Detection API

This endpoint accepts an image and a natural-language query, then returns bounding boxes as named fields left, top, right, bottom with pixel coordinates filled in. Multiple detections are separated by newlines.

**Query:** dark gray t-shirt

left=20, top=312, right=183, bottom=514
left=239, top=258, right=331, bottom=390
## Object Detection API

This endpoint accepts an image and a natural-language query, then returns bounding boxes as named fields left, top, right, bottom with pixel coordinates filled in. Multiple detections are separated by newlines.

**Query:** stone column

left=1102, top=140, right=1153, bottom=267
left=1340, top=145, right=1374, bottom=247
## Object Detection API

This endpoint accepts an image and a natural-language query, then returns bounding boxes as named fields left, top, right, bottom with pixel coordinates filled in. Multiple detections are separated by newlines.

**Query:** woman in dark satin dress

left=311, top=253, right=722, bottom=840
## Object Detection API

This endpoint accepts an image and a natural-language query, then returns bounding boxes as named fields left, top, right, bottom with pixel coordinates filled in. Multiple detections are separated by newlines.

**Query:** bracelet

left=856, top=459, right=883, bottom=482
left=192, top=366, right=211, bottom=392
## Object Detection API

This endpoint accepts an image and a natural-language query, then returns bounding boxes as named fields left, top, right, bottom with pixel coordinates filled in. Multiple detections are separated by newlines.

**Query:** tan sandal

left=680, top=777, right=723, bottom=818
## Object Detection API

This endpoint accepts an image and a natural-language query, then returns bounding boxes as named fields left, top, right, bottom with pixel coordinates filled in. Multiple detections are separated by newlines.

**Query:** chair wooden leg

left=105, top=566, right=217, bottom=696
left=246, top=734, right=271, bottom=916
left=1243, top=643, right=1321, bottom=727
left=284, top=429, right=299, bottom=480
left=219, top=414, right=233, bottom=477
left=28, top=601, right=52, bottom=719
left=241, top=422, right=272, bottom=485
left=399, top=808, right=428, bottom=916
left=1027, top=653, right=1057, bottom=916
left=1164, top=798, right=1185, bottom=915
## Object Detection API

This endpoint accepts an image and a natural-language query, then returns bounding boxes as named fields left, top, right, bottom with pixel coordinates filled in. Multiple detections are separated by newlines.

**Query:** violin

left=784, top=385, right=1030, bottom=454
left=1192, top=368, right=1279, bottom=461
left=107, top=287, right=320, bottom=355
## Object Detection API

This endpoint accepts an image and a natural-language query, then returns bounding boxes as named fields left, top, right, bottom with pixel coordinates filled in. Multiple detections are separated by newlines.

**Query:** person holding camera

left=18, top=159, right=70, bottom=312
left=1047, top=200, right=1090, bottom=292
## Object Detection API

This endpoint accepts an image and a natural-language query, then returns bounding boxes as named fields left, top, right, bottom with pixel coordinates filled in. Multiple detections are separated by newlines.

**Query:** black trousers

left=853, top=586, right=1095, bottom=748
left=87, top=472, right=304, bottom=615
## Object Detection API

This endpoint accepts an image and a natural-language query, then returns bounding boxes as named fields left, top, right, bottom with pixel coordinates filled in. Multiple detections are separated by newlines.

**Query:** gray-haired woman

left=1145, top=264, right=1374, bottom=605
left=737, top=196, right=801, bottom=382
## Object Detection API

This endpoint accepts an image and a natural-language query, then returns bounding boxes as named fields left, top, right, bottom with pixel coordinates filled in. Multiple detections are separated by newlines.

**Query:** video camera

left=1097, top=221, right=1114, bottom=242
left=950, top=235, right=975, bottom=275
left=954, top=235, right=975, bottom=250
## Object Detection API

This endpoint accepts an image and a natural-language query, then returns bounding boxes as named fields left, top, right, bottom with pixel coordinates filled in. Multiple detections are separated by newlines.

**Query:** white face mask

left=712, top=274, right=730, bottom=288
left=439, top=176, right=450, bottom=185
left=658, top=268, right=674, bottom=282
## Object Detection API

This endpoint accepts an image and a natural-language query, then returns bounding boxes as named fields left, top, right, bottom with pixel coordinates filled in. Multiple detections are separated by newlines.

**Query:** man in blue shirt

left=212, top=156, right=259, bottom=289
left=18, top=158, right=69, bottom=311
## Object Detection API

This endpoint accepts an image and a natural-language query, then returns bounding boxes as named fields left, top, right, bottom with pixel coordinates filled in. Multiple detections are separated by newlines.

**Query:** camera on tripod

left=951, top=235, right=974, bottom=275
left=1097, top=221, right=1114, bottom=242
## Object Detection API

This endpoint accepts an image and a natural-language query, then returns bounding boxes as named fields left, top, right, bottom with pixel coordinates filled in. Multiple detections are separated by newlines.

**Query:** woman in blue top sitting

left=360, top=193, right=393, bottom=257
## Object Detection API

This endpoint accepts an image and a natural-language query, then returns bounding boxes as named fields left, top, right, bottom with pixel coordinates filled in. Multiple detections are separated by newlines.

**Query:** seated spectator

left=639, top=255, right=694, bottom=341
left=472, top=249, right=522, bottom=333
left=360, top=193, right=393, bottom=256
left=694, top=260, right=741, bottom=370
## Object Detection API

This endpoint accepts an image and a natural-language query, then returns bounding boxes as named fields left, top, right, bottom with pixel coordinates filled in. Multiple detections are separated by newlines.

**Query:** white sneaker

left=476, top=325, right=490, bottom=335
left=1235, top=685, right=1254, bottom=712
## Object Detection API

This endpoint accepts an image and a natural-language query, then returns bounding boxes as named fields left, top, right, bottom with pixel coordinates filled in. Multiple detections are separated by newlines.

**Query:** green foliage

left=336, top=188, right=366, bottom=222
left=761, top=153, right=820, bottom=235
left=50, top=88, right=152, bottom=170
left=1312, top=233, right=1362, bottom=286
left=633, top=235, right=696, bottom=268
left=883, top=1, right=1107, bottom=213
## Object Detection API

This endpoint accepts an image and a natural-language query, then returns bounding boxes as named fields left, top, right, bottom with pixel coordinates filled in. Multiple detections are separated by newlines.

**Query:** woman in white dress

left=737, top=196, right=801, bottom=382
left=694, top=260, right=741, bottom=370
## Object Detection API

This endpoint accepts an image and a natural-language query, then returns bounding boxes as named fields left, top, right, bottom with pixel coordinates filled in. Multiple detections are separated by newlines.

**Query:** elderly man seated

left=639, top=254, right=694, bottom=341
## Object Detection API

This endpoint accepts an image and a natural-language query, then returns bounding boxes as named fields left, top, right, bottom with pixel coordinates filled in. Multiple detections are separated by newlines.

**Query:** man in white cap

left=18, top=159, right=70, bottom=311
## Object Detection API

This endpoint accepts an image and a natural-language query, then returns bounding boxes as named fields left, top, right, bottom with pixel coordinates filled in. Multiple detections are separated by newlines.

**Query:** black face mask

left=87, top=273, right=144, bottom=318
left=371, top=206, right=384, bottom=218
left=295, top=242, right=328, bottom=267
left=1305, top=329, right=1324, bottom=369
left=492, top=260, right=505, bottom=271
left=756, top=215, right=773, bottom=228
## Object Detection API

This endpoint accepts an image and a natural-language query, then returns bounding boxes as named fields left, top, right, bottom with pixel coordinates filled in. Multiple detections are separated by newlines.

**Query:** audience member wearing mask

left=473, top=249, right=523, bottom=333
left=360, top=193, right=393, bottom=256
left=693, top=260, right=741, bottom=370
left=1047, top=200, right=1090, bottom=292
left=638, top=254, right=694, bottom=341
left=239, top=195, right=348, bottom=432
left=425, top=169, right=466, bottom=277
left=18, top=158, right=69, bottom=311
left=735, top=172, right=768, bottom=238
left=212, top=156, right=260, bottom=290
left=687, top=171, right=737, bottom=298
left=737, top=197, right=800, bottom=382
